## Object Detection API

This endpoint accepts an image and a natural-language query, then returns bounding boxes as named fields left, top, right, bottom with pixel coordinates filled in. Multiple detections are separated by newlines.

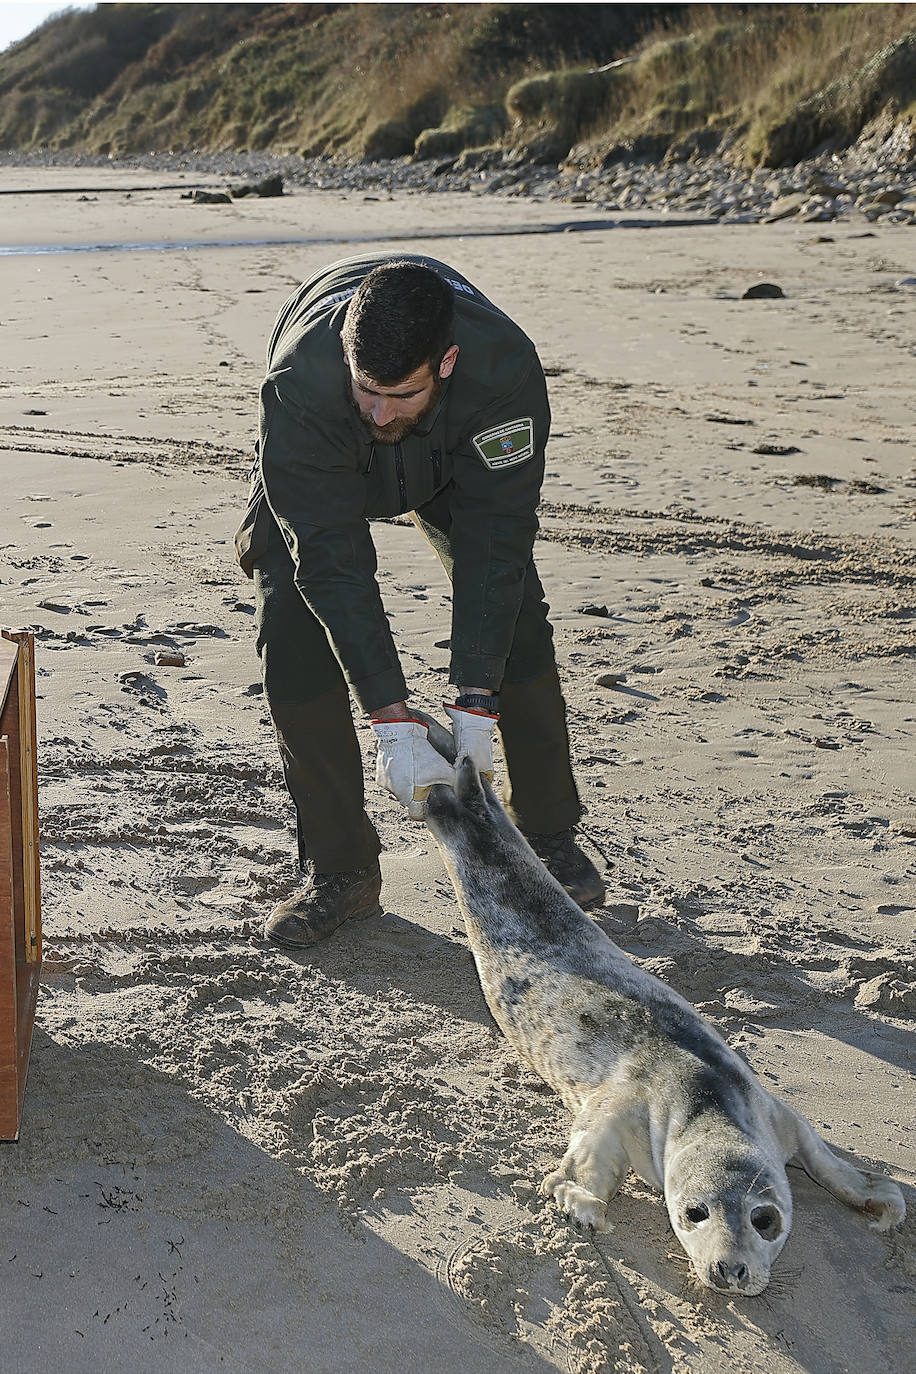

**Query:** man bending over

left=235, top=254, right=604, bottom=946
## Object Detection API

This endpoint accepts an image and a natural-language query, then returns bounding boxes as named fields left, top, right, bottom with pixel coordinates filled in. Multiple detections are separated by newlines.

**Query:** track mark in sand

left=0, top=423, right=251, bottom=473
left=306, top=1067, right=464, bottom=1206
left=38, top=730, right=297, bottom=934
left=437, top=1221, right=677, bottom=1374
left=437, top=1227, right=572, bottom=1369
left=537, top=500, right=914, bottom=592
left=585, top=1241, right=672, bottom=1374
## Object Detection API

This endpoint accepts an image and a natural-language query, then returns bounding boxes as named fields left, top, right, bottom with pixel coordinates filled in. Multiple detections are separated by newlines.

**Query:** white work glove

left=443, top=703, right=500, bottom=781
left=371, top=719, right=457, bottom=820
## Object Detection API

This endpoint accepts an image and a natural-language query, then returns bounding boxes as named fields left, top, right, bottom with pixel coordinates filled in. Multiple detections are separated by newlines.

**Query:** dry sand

left=0, top=166, right=913, bottom=1373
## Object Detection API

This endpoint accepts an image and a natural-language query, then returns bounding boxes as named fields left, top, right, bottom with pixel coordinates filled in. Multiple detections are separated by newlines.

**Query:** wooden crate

left=1, top=629, right=42, bottom=1141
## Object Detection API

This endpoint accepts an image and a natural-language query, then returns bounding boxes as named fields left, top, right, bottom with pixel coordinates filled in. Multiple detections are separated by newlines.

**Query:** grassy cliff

left=0, top=2, right=913, bottom=166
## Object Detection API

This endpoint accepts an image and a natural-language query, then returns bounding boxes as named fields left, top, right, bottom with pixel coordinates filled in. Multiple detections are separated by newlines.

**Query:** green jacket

left=234, top=252, right=550, bottom=713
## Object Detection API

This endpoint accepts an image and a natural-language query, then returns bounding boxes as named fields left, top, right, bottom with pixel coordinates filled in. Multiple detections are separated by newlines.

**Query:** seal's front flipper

left=541, top=1094, right=635, bottom=1232
left=541, top=1175, right=611, bottom=1232
left=781, top=1103, right=906, bottom=1231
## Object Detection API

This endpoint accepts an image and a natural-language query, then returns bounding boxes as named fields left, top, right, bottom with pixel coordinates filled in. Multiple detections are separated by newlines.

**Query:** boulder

left=805, top=172, right=844, bottom=197
left=765, top=192, right=807, bottom=221
left=229, top=174, right=284, bottom=198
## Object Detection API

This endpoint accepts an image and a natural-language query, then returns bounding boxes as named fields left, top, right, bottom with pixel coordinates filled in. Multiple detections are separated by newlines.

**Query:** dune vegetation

left=0, top=2, right=913, bottom=166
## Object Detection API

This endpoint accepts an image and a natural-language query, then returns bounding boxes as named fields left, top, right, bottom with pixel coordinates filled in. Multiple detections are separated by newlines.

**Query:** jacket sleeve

left=447, top=357, right=549, bottom=689
left=258, top=377, right=408, bottom=713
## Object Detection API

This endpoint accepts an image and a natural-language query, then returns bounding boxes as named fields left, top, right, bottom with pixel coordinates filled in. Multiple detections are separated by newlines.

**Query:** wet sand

left=0, top=166, right=913, bottom=1374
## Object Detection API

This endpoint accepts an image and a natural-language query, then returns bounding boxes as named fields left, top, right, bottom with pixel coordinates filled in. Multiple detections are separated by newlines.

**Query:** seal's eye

left=750, top=1205, right=782, bottom=1240
left=684, top=1204, right=709, bottom=1225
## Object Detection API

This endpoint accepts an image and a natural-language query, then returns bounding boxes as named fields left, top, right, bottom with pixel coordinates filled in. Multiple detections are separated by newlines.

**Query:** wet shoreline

left=0, top=214, right=723, bottom=257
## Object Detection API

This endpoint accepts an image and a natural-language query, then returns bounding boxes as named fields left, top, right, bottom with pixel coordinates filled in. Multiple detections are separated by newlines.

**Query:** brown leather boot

left=522, top=830, right=605, bottom=909
left=265, top=862, right=382, bottom=947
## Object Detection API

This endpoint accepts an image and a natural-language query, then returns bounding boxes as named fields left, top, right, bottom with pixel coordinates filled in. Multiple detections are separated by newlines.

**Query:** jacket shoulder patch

left=471, top=417, right=535, bottom=470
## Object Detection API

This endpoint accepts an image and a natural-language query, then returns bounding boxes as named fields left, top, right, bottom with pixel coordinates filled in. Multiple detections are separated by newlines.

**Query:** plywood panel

left=0, top=639, right=16, bottom=708
left=0, top=631, right=42, bottom=1140
left=0, top=734, right=20, bottom=1139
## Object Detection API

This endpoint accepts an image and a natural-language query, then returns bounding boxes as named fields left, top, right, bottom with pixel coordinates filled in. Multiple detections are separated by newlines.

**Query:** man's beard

left=353, top=376, right=442, bottom=445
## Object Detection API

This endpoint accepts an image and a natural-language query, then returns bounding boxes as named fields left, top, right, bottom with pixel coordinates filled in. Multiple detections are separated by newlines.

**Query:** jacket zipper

left=395, top=443, right=407, bottom=509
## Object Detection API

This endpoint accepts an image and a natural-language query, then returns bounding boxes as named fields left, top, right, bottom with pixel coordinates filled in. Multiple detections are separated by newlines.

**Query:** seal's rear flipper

left=781, top=1102, right=906, bottom=1231
left=410, top=709, right=457, bottom=764
left=425, top=756, right=507, bottom=827
left=455, top=757, right=517, bottom=834
left=455, top=752, right=487, bottom=803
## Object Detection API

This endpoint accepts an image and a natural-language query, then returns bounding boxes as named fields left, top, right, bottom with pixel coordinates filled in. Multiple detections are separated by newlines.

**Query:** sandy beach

left=0, top=165, right=913, bottom=1373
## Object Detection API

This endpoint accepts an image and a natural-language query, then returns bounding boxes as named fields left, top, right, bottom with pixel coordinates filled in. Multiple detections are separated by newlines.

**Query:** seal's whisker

left=744, top=1166, right=765, bottom=1197
left=767, top=1263, right=803, bottom=1286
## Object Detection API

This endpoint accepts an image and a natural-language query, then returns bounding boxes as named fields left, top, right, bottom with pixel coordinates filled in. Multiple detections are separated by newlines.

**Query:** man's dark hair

left=341, top=262, right=456, bottom=384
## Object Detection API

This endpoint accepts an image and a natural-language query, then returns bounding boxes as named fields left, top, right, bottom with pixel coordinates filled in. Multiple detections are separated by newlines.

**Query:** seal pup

left=425, top=758, right=906, bottom=1296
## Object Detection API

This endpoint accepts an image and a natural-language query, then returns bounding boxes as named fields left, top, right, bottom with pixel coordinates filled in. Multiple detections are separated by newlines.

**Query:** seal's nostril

left=714, top=1260, right=748, bottom=1287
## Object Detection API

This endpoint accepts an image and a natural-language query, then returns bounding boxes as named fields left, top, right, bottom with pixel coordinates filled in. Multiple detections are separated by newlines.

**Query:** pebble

left=154, top=650, right=187, bottom=667
left=742, top=282, right=785, bottom=299
left=1, top=138, right=914, bottom=226
left=596, top=672, right=627, bottom=688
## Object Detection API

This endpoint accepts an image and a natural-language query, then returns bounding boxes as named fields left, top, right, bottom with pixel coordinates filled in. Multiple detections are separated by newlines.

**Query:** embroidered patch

left=471, top=417, right=535, bottom=470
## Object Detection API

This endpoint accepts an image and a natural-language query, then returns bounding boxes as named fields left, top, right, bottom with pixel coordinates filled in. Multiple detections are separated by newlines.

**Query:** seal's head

left=666, top=1140, right=792, bottom=1296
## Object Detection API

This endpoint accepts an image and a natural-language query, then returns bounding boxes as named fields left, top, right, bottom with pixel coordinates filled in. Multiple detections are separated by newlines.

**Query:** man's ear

left=439, top=344, right=459, bottom=379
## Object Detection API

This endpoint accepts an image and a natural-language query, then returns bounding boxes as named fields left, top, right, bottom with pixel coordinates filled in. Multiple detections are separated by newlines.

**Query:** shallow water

left=0, top=217, right=713, bottom=256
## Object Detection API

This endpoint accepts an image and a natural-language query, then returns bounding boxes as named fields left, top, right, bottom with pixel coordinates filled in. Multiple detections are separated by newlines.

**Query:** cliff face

left=0, top=2, right=913, bottom=167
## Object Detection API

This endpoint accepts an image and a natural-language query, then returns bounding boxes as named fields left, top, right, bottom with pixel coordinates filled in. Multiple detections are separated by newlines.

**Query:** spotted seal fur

left=425, top=757, right=906, bottom=1296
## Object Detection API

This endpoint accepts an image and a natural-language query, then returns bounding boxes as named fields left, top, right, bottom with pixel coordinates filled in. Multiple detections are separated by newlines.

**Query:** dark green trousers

left=254, top=492, right=581, bottom=872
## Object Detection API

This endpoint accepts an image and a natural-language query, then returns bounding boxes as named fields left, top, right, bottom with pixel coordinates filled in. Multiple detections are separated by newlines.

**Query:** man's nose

left=371, top=395, right=397, bottom=426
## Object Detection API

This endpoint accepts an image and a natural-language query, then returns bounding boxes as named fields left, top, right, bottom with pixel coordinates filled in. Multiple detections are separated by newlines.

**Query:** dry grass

left=0, top=2, right=657, bottom=156
left=0, top=3, right=913, bottom=164
left=507, top=4, right=916, bottom=164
